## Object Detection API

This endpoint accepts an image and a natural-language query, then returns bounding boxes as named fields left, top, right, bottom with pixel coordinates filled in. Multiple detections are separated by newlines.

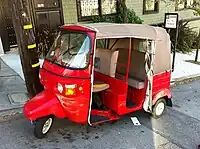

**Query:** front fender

left=23, top=91, right=66, bottom=120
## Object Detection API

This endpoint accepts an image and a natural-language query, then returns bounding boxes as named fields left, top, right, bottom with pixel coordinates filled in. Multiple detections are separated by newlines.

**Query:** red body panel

left=40, top=67, right=91, bottom=123
left=94, top=71, right=171, bottom=116
left=152, top=71, right=172, bottom=104
left=23, top=24, right=172, bottom=126
left=24, top=66, right=91, bottom=123
left=94, top=71, right=128, bottom=114
left=128, top=85, right=147, bottom=105
left=24, top=30, right=96, bottom=124
left=24, top=91, right=66, bottom=120
left=94, top=71, right=145, bottom=115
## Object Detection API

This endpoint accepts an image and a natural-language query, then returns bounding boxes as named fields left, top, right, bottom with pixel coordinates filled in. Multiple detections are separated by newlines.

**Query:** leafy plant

left=193, top=8, right=200, bottom=16
left=92, top=15, right=117, bottom=23
left=91, top=9, right=143, bottom=24
left=169, top=21, right=198, bottom=53
left=127, top=9, right=143, bottom=24
left=35, top=29, right=56, bottom=58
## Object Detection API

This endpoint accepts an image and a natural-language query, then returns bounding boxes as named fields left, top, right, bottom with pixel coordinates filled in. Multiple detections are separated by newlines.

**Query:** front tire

left=152, top=98, right=166, bottom=119
left=34, top=116, right=54, bottom=139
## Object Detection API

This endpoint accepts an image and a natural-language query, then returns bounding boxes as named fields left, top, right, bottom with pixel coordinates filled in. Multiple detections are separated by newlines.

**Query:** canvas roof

left=62, top=23, right=169, bottom=40
left=75, top=23, right=168, bottom=40
left=61, top=23, right=171, bottom=73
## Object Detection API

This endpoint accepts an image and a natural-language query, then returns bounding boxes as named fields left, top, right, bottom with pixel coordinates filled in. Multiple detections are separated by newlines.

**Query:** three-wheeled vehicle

left=24, top=23, right=172, bottom=139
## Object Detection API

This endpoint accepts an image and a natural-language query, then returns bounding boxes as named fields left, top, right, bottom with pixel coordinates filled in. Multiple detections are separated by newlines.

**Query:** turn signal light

left=65, top=88, right=75, bottom=95
left=57, top=83, right=83, bottom=96
left=64, top=84, right=76, bottom=96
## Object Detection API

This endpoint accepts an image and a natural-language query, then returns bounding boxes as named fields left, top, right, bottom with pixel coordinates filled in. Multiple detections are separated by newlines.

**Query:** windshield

left=46, top=31, right=91, bottom=69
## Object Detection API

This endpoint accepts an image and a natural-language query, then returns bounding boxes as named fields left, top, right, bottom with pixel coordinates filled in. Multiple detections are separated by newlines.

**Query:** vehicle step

left=90, top=115, right=109, bottom=123
left=126, top=100, right=136, bottom=108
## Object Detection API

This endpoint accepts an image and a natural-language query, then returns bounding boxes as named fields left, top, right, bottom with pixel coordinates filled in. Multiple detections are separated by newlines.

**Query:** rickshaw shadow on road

left=48, top=110, right=149, bottom=138
left=1, top=107, right=190, bottom=149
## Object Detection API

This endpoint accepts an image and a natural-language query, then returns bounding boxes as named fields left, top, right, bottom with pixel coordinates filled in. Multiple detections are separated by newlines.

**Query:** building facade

left=62, top=0, right=200, bottom=29
left=1, top=0, right=199, bottom=53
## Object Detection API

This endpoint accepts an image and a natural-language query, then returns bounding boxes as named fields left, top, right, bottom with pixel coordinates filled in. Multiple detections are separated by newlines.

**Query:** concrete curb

left=0, top=108, right=23, bottom=122
left=171, top=73, right=200, bottom=87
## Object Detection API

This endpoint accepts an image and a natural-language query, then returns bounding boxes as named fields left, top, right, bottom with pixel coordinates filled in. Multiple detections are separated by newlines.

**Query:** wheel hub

left=155, top=102, right=165, bottom=116
left=42, top=118, right=53, bottom=134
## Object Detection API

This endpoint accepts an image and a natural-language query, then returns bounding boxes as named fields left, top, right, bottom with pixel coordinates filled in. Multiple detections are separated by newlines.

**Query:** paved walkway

left=1, top=51, right=200, bottom=82
left=0, top=58, right=28, bottom=115
left=171, top=52, right=200, bottom=80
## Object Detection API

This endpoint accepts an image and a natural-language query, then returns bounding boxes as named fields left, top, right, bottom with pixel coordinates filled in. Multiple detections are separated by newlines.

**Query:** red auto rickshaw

left=24, top=23, right=172, bottom=139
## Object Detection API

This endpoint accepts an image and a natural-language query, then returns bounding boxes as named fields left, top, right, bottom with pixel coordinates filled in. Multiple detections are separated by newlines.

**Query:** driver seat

left=93, top=81, right=110, bottom=93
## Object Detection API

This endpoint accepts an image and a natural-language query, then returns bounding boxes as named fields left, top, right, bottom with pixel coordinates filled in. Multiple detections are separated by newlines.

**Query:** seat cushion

left=128, top=78, right=144, bottom=89
left=93, top=80, right=110, bottom=93
left=94, top=48, right=119, bottom=78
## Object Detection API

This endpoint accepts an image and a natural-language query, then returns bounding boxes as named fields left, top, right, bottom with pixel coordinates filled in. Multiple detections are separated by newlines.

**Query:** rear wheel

left=152, top=98, right=166, bottom=119
left=34, top=116, right=54, bottom=139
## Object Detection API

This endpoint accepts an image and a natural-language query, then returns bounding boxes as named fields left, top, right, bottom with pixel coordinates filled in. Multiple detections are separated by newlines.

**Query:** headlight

left=57, top=83, right=63, bottom=93
left=39, top=73, right=41, bottom=79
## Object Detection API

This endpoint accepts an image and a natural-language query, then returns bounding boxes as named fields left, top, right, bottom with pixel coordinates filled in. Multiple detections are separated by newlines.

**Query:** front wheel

left=34, top=116, right=54, bottom=139
left=152, top=98, right=166, bottom=119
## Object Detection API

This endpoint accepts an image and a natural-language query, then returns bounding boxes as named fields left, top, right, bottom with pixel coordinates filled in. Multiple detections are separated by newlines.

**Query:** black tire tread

left=34, top=116, right=54, bottom=139
left=152, top=98, right=166, bottom=119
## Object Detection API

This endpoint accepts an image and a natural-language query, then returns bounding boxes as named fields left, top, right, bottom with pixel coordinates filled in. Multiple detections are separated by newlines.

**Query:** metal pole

left=195, top=29, right=200, bottom=62
left=172, top=21, right=179, bottom=72
left=126, top=38, right=132, bottom=81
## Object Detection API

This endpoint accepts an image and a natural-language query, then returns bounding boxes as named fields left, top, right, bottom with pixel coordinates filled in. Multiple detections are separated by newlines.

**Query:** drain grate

left=8, top=93, right=29, bottom=105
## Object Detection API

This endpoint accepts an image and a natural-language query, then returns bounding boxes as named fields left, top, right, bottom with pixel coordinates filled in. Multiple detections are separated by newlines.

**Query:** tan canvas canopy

left=84, top=23, right=163, bottom=40
left=63, top=23, right=169, bottom=40
left=88, top=23, right=171, bottom=73
left=63, top=23, right=171, bottom=73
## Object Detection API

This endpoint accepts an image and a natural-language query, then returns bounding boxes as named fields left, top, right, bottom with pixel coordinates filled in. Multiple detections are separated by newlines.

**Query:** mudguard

left=152, top=88, right=172, bottom=105
left=23, top=91, right=66, bottom=120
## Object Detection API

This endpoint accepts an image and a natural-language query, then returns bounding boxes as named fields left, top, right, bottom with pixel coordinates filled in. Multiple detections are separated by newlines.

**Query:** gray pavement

left=0, top=58, right=28, bottom=115
left=0, top=80, right=200, bottom=149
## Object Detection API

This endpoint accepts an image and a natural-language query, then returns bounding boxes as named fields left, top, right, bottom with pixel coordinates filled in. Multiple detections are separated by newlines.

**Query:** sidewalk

left=171, top=52, right=200, bottom=81
left=0, top=57, right=28, bottom=118
left=0, top=50, right=200, bottom=118
left=1, top=50, right=200, bottom=82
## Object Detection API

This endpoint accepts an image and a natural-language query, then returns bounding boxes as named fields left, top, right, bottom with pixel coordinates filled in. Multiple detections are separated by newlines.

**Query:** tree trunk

left=119, top=0, right=128, bottom=23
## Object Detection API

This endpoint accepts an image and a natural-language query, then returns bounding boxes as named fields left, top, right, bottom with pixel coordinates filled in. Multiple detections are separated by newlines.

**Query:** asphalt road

left=0, top=80, right=200, bottom=149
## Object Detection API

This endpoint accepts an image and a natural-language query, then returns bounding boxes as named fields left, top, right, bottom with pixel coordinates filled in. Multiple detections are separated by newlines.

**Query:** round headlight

left=57, top=83, right=63, bottom=93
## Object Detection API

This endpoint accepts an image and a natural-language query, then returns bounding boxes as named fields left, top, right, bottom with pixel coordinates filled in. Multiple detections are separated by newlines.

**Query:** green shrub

left=91, top=9, right=143, bottom=24
left=193, top=8, right=200, bottom=16
left=35, top=29, right=56, bottom=58
left=127, top=9, right=143, bottom=24
left=169, top=21, right=198, bottom=53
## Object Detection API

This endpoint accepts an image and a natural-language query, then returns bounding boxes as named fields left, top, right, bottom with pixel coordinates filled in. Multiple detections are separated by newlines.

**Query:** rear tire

left=34, top=116, right=54, bottom=139
left=152, top=98, right=166, bottom=119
